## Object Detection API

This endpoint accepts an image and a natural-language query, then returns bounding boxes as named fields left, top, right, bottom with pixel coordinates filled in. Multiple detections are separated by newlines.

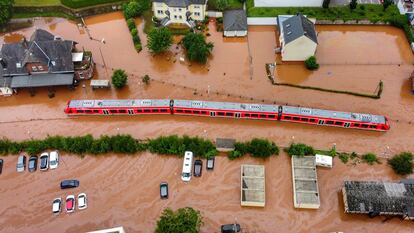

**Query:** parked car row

left=16, top=151, right=59, bottom=172
left=53, top=193, right=87, bottom=214
left=181, top=151, right=215, bottom=182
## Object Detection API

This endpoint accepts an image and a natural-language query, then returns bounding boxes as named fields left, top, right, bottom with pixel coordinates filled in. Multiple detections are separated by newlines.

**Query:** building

left=0, top=29, right=94, bottom=94
left=291, top=156, right=320, bottom=209
left=223, top=10, right=248, bottom=37
left=254, top=0, right=322, bottom=7
left=398, top=1, right=414, bottom=25
left=241, top=165, right=265, bottom=207
left=277, top=14, right=318, bottom=61
left=152, top=0, right=208, bottom=28
left=86, top=226, right=126, bottom=233
left=342, top=180, right=414, bottom=220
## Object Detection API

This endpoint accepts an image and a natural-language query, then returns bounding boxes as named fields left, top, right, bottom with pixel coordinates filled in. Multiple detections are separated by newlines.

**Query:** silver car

left=16, top=155, right=26, bottom=172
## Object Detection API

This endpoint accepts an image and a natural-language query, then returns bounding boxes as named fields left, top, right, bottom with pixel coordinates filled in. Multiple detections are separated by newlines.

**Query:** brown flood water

left=0, top=12, right=414, bottom=232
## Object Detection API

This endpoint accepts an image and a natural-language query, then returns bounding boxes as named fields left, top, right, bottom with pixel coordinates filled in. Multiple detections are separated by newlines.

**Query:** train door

left=128, top=109, right=134, bottom=115
left=103, top=110, right=109, bottom=115
left=344, top=122, right=351, bottom=128
left=318, top=119, right=324, bottom=125
left=210, top=112, right=216, bottom=117
left=235, top=113, right=241, bottom=118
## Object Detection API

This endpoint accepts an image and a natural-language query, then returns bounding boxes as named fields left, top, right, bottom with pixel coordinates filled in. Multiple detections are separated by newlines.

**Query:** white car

left=65, top=195, right=75, bottom=213
left=39, top=152, right=49, bottom=171
left=77, top=193, right=87, bottom=210
left=52, top=198, right=61, bottom=214
left=49, top=151, right=59, bottom=170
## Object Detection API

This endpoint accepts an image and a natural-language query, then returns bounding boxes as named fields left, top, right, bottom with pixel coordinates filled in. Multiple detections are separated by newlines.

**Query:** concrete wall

left=254, top=0, right=323, bottom=7
left=281, top=35, right=317, bottom=61
left=13, top=4, right=123, bottom=18
left=247, top=17, right=277, bottom=25
left=224, top=30, right=248, bottom=37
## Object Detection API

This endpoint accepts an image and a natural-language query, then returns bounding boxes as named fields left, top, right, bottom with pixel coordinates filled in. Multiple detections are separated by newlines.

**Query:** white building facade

left=152, top=0, right=208, bottom=27
left=254, top=0, right=323, bottom=7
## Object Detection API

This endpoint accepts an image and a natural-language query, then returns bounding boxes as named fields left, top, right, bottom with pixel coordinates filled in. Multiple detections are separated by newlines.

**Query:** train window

left=218, top=112, right=225, bottom=116
left=152, top=109, right=160, bottom=113
left=293, top=117, right=300, bottom=121
left=361, top=124, right=368, bottom=128
left=284, top=116, right=292, bottom=120
left=201, top=111, right=207, bottom=114
left=136, top=109, right=142, bottom=113
left=335, top=121, right=343, bottom=126
left=325, top=120, right=333, bottom=124
left=85, top=110, right=92, bottom=113
left=144, top=109, right=151, bottom=113
left=160, top=109, right=168, bottom=113
left=309, top=119, right=316, bottom=123
left=268, top=115, right=275, bottom=118
left=226, top=112, right=233, bottom=117
left=244, top=113, right=250, bottom=117
left=259, top=114, right=266, bottom=118
left=193, top=110, right=200, bottom=114
left=251, top=114, right=258, bottom=117
left=176, top=109, right=183, bottom=113
left=353, top=123, right=360, bottom=127
left=300, top=118, right=308, bottom=122
left=93, top=110, right=99, bottom=113
left=118, top=110, right=126, bottom=113
left=110, top=110, right=117, bottom=113
left=370, top=125, right=377, bottom=129
left=184, top=110, right=192, bottom=113
left=77, top=110, right=84, bottom=113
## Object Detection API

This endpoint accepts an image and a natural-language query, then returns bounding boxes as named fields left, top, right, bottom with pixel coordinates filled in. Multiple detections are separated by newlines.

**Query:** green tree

left=155, top=207, right=203, bottom=233
left=182, top=33, right=214, bottom=64
left=247, top=138, right=279, bottom=158
left=322, top=0, right=330, bottom=9
left=0, top=0, right=14, bottom=27
left=147, top=27, right=173, bottom=53
left=304, top=56, right=319, bottom=70
left=216, top=0, right=229, bottom=11
left=111, top=69, right=128, bottom=89
left=388, top=152, right=414, bottom=175
left=286, top=143, right=314, bottom=157
left=123, top=1, right=145, bottom=19
left=362, top=153, right=378, bottom=165
left=382, top=0, right=393, bottom=11
left=142, top=74, right=150, bottom=85
left=349, top=0, right=357, bottom=10
left=127, top=18, right=136, bottom=30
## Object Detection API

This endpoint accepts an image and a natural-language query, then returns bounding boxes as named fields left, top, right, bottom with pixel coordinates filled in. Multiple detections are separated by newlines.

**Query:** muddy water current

left=0, top=12, right=414, bottom=232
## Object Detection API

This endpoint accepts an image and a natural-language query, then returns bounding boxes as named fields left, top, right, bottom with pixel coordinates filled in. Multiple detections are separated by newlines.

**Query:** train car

left=172, top=99, right=282, bottom=120
left=280, top=105, right=390, bottom=131
left=64, top=99, right=172, bottom=115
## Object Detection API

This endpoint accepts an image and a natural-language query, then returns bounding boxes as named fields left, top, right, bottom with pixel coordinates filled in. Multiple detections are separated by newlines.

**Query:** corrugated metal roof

left=174, top=99, right=279, bottom=113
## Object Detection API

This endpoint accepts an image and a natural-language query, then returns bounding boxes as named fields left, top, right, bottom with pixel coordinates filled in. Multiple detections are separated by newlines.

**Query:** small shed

left=315, top=154, right=332, bottom=168
left=241, top=165, right=265, bottom=207
left=291, top=156, right=320, bottom=209
left=223, top=10, right=248, bottom=37
left=91, top=79, right=110, bottom=89
left=216, top=138, right=235, bottom=152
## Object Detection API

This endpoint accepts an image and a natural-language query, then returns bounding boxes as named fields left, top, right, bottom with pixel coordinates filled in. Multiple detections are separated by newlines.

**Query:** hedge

left=227, top=138, right=279, bottom=160
left=61, top=0, right=127, bottom=9
left=286, top=143, right=315, bottom=157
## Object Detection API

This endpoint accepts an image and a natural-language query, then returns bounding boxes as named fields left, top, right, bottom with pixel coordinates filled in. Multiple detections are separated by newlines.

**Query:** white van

left=49, top=151, right=59, bottom=170
left=181, top=151, right=193, bottom=182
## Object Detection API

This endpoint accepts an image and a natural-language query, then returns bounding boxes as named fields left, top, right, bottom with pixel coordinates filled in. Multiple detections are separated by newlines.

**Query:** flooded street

left=1, top=12, right=414, bottom=232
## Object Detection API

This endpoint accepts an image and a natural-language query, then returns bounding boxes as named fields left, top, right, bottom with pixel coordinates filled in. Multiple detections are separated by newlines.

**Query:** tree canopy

left=388, top=152, right=414, bottom=175
left=147, top=27, right=173, bottom=53
left=0, top=0, right=14, bottom=27
left=182, top=33, right=214, bottom=64
left=111, top=69, right=128, bottom=89
left=155, top=207, right=203, bottom=233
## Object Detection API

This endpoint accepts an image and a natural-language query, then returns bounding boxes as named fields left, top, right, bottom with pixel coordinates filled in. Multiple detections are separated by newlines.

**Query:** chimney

left=0, top=58, right=7, bottom=68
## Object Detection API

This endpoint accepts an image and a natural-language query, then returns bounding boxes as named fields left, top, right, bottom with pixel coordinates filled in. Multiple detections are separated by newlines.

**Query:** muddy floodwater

left=1, top=12, right=414, bottom=232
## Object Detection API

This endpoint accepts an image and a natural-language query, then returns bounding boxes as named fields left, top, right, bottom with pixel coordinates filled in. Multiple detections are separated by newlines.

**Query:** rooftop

left=223, top=10, right=248, bottom=32
left=241, top=165, right=265, bottom=207
left=152, top=0, right=206, bottom=7
left=291, top=156, right=320, bottom=209
left=282, top=14, right=317, bottom=45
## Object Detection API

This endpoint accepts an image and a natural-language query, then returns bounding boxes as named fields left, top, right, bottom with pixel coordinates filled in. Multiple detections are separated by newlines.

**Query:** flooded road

left=0, top=12, right=414, bottom=232
left=0, top=152, right=413, bottom=233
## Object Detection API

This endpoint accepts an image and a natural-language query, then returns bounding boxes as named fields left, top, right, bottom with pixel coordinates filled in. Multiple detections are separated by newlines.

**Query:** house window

left=174, top=15, right=177, bottom=19
left=157, top=10, right=163, bottom=14
left=194, top=12, right=200, bottom=16
left=179, top=8, right=182, bottom=11
left=179, top=15, right=182, bottom=19
left=194, top=5, right=200, bottom=9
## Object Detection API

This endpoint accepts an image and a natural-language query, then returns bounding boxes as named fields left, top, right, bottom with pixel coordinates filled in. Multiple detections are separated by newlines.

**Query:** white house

left=152, top=0, right=208, bottom=28
left=254, top=0, right=322, bottom=7
left=278, top=14, right=318, bottom=61
left=223, top=10, right=248, bottom=37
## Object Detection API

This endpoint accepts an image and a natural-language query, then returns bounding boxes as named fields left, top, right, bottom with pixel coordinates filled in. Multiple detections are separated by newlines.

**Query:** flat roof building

left=291, top=156, right=320, bottom=209
left=216, top=138, right=236, bottom=152
left=241, top=165, right=265, bottom=207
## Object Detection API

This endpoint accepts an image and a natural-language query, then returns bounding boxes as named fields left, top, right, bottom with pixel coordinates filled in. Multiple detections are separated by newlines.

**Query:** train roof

left=173, top=99, right=280, bottom=113
left=282, top=106, right=386, bottom=124
left=68, top=99, right=171, bottom=108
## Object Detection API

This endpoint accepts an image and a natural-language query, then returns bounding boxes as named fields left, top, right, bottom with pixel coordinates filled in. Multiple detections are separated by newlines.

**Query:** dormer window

left=16, top=62, right=22, bottom=68
left=286, top=24, right=291, bottom=28
left=51, top=61, right=56, bottom=66
left=287, top=31, right=292, bottom=35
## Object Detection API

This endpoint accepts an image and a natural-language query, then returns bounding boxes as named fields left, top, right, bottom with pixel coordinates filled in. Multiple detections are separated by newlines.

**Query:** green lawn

left=208, top=0, right=243, bottom=11
left=14, top=0, right=61, bottom=6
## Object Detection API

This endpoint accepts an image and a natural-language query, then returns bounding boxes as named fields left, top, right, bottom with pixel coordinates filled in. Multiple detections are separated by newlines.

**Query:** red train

left=64, top=99, right=390, bottom=132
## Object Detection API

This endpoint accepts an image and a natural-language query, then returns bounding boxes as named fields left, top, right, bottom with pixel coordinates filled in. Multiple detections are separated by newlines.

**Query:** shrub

left=305, top=56, right=319, bottom=70
left=147, top=135, right=215, bottom=158
left=132, top=34, right=141, bottom=44
left=362, top=153, right=378, bottom=165
left=322, top=0, right=330, bottom=9
left=388, top=152, right=414, bottom=175
left=111, top=69, right=128, bottom=89
left=286, top=143, right=314, bottom=157
left=127, top=18, right=136, bottom=31
left=215, top=0, right=229, bottom=11
left=359, top=4, right=365, bottom=10
left=142, top=74, right=150, bottom=85
left=110, top=134, right=139, bottom=154
left=182, top=32, right=214, bottom=64
left=228, top=150, right=243, bottom=160
left=247, top=138, right=279, bottom=158
left=135, top=43, right=142, bottom=51
left=123, top=1, right=145, bottom=19
left=147, top=27, right=173, bottom=53
left=339, top=153, right=349, bottom=164
left=234, top=142, right=248, bottom=155
left=382, top=0, right=393, bottom=11
left=131, top=28, right=138, bottom=36
left=155, top=207, right=203, bottom=233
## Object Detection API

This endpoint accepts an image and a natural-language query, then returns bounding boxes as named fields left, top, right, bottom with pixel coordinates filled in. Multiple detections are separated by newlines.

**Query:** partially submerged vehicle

left=39, top=152, right=49, bottom=171
left=28, top=155, right=38, bottom=172
left=207, top=156, right=215, bottom=170
left=66, top=195, right=75, bottom=213
left=49, top=151, right=59, bottom=170
left=181, top=151, right=193, bottom=182
left=52, top=198, right=62, bottom=214
left=77, top=193, right=87, bottom=210
left=194, top=160, right=202, bottom=177
left=160, top=182, right=169, bottom=199
left=61, top=180, right=80, bottom=189
left=16, top=155, right=26, bottom=172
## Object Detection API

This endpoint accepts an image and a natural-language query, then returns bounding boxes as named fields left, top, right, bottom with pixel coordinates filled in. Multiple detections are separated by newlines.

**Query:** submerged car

left=160, top=182, right=169, bottom=199
left=221, top=224, right=241, bottom=233
left=60, top=180, right=80, bottom=189
left=28, top=155, right=38, bottom=172
left=39, top=152, right=49, bottom=171
left=52, top=198, right=62, bottom=214
left=194, top=160, right=202, bottom=177
left=207, top=156, right=215, bottom=170
left=77, top=193, right=87, bottom=210
left=49, top=151, right=59, bottom=170
left=16, top=155, right=26, bottom=172
left=66, top=195, right=75, bottom=213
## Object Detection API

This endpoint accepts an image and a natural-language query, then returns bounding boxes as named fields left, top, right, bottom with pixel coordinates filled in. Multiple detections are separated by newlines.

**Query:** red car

left=65, top=195, right=75, bottom=213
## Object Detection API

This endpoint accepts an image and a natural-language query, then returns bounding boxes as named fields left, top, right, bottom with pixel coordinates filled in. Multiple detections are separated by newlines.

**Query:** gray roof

left=152, top=0, right=206, bottom=7
left=10, top=73, right=74, bottom=88
left=282, top=14, right=317, bottom=45
left=223, top=10, right=247, bottom=32
left=216, top=138, right=236, bottom=149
